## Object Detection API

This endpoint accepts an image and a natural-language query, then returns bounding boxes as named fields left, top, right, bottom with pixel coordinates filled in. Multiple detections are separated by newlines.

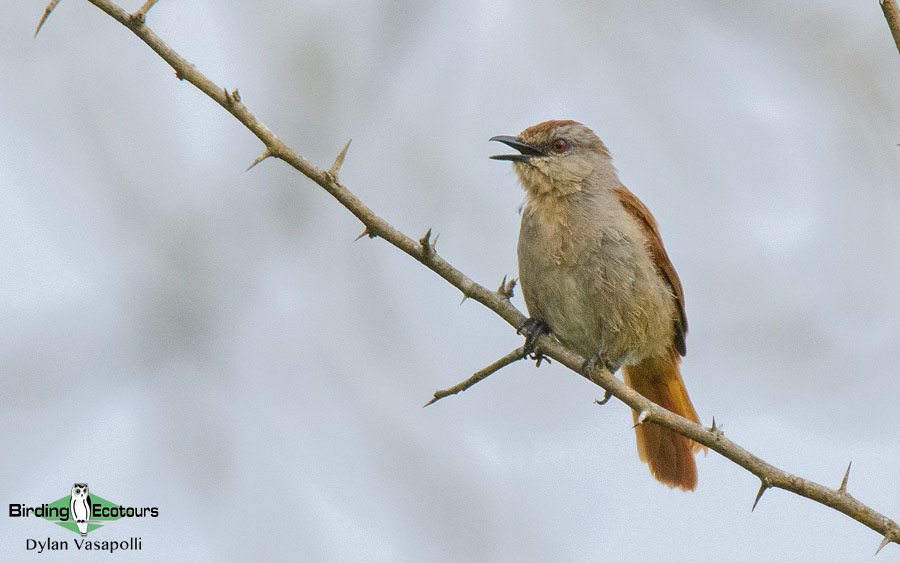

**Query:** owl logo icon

left=69, top=483, right=92, bottom=536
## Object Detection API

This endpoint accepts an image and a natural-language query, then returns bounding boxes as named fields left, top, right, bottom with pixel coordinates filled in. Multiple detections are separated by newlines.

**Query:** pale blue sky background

left=3, top=1, right=900, bottom=561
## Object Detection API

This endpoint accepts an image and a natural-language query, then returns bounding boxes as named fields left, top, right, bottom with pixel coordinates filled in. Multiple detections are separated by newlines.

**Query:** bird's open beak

left=489, top=135, right=543, bottom=162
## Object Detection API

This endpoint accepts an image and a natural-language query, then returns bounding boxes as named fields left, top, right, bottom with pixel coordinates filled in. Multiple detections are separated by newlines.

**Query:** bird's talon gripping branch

left=581, top=354, right=598, bottom=377
left=517, top=317, right=550, bottom=363
left=582, top=352, right=618, bottom=380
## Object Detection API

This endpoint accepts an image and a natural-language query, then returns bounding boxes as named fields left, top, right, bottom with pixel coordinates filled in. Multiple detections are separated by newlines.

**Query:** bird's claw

left=582, top=352, right=619, bottom=376
left=594, top=390, right=613, bottom=406
left=583, top=354, right=615, bottom=405
left=518, top=317, right=550, bottom=364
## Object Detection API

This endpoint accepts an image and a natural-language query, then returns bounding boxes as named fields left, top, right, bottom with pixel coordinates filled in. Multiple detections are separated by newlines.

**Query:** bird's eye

left=551, top=139, right=568, bottom=153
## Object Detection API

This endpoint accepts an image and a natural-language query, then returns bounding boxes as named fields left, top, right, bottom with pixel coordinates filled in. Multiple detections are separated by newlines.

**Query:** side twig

left=42, top=1, right=900, bottom=554
left=882, top=0, right=900, bottom=56
left=34, top=0, right=62, bottom=36
left=425, top=347, right=527, bottom=407
left=131, top=0, right=158, bottom=24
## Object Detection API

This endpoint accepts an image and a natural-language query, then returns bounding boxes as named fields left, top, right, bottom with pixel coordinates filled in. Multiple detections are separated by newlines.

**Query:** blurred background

left=3, top=1, right=900, bottom=561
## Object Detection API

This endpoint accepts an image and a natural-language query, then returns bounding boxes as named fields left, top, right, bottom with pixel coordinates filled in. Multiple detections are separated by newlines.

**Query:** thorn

left=505, top=279, right=517, bottom=298
left=838, top=461, right=852, bottom=495
left=419, top=228, right=435, bottom=258
left=423, top=396, right=438, bottom=408
left=594, top=390, right=612, bottom=405
left=875, top=533, right=894, bottom=556
left=632, top=410, right=650, bottom=428
left=354, top=228, right=376, bottom=241
left=328, top=139, right=352, bottom=181
left=35, top=0, right=62, bottom=37
left=751, top=478, right=771, bottom=512
left=223, top=88, right=240, bottom=106
left=175, top=68, right=185, bottom=81
left=710, top=416, right=724, bottom=436
left=246, top=149, right=272, bottom=172
left=459, top=294, right=469, bottom=305
left=497, top=275, right=517, bottom=299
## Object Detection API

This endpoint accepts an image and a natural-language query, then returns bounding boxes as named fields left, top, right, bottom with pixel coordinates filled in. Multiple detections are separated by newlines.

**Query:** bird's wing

left=614, top=186, right=688, bottom=356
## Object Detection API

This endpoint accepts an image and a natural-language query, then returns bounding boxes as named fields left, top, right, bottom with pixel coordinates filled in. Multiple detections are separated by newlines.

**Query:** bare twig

left=425, top=346, right=527, bottom=407
left=882, top=0, right=900, bottom=56
left=131, top=0, right=158, bottom=24
left=35, top=0, right=62, bottom=36
left=44, top=1, right=900, bottom=554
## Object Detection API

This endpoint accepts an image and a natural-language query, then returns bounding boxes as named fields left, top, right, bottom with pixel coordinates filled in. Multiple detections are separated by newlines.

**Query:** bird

left=70, top=483, right=92, bottom=536
left=490, top=120, right=703, bottom=490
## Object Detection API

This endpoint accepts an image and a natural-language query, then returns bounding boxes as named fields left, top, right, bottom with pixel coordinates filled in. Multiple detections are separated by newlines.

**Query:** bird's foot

left=583, top=353, right=618, bottom=406
left=581, top=354, right=599, bottom=377
left=581, top=352, right=619, bottom=376
left=517, top=317, right=551, bottom=365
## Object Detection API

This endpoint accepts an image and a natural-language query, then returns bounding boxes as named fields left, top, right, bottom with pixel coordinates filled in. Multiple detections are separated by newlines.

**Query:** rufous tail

left=622, top=348, right=705, bottom=491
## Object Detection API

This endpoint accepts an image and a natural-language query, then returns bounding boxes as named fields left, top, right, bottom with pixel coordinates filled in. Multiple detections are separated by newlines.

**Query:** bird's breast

left=517, top=199, right=675, bottom=365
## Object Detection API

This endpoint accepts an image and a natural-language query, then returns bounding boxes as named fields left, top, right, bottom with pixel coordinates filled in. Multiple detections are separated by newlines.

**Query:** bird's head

left=490, top=120, right=612, bottom=197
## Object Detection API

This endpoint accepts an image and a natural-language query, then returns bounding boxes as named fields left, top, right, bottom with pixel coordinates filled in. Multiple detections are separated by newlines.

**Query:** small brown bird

left=491, top=120, right=703, bottom=490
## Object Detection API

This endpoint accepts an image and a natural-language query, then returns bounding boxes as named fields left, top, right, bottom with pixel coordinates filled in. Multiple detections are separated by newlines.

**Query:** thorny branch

left=38, top=0, right=900, bottom=555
